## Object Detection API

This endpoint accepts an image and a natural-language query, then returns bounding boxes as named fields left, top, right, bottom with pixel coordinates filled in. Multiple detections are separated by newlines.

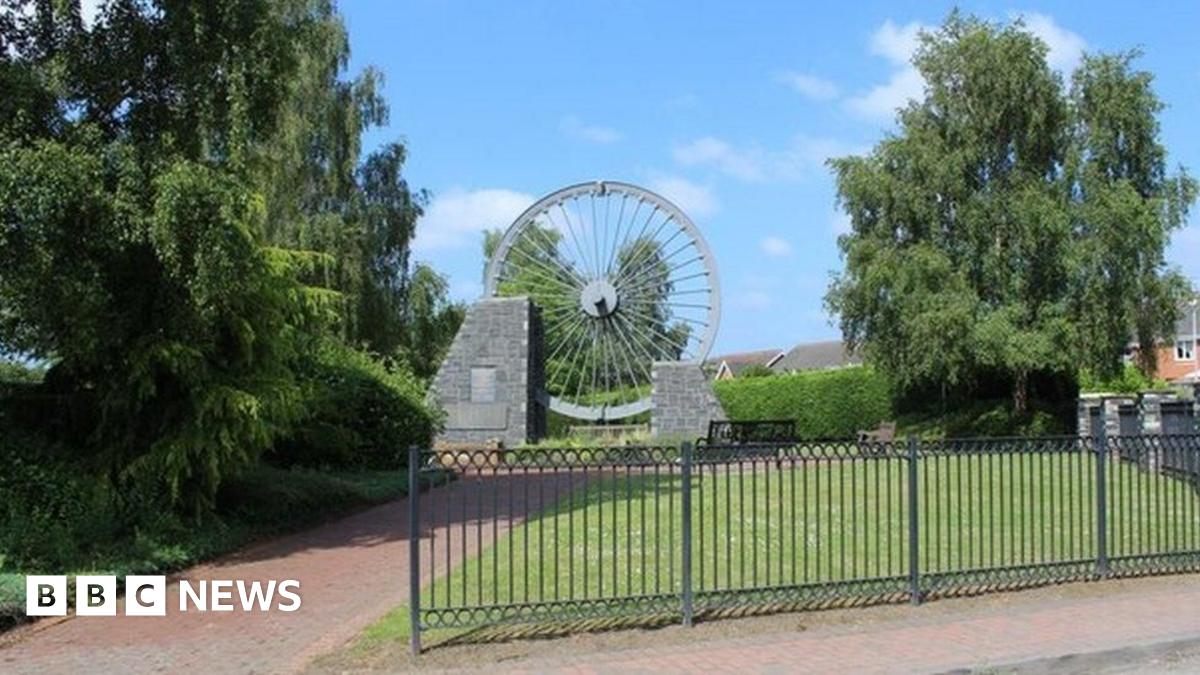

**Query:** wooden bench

left=856, top=421, right=896, bottom=443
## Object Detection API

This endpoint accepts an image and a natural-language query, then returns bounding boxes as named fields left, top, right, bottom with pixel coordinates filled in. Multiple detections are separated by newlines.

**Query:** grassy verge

left=341, top=452, right=1198, bottom=657
left=0, top=464, right=428, bottom=631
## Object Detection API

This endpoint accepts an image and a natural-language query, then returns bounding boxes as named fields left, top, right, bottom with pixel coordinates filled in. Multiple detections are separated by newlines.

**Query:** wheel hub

left=580, top=278, right=619, bottom=318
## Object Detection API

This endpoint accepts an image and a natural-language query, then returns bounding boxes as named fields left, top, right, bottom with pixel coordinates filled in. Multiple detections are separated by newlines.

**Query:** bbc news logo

left=26, top=576, right=302, bottom=616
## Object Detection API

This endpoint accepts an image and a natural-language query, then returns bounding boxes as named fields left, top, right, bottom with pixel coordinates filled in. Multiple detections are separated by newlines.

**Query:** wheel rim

left=485, top=180, right=721, bottom=421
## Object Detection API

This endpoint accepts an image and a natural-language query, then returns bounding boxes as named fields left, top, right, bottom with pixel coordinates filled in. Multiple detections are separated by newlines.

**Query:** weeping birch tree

left=827, top=12, right=1194, bottom=412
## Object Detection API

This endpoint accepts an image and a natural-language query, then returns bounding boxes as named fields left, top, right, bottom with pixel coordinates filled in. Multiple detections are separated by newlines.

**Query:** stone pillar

left=429, top=297, right=545, bottom=448
left=1137, top=390, right=1185, bottom=472
left=1077, top=394, right=1104, bottom=436
left=1104, top=396, right=1136, bottom=436
left=1140, top=391, right=1169, bottom=436
left=650, top=361, right=726, bottom=439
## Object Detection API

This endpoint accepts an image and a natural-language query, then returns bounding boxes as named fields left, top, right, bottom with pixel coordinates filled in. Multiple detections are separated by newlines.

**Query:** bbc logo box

left=27, top=576, right=301, bottom=616
left=27, top=575, right=167, bottom=617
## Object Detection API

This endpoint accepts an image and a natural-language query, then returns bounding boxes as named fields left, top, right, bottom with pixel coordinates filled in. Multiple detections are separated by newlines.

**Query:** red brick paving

left=0, top=472, right=574, bottom=674
left=498, top=580, right=1200, bottom=673
left=5, top=469, right=1200, bottom=674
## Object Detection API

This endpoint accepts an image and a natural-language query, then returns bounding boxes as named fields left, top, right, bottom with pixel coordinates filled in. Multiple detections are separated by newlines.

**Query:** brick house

left=1132, top=299, right=1199, bottom=383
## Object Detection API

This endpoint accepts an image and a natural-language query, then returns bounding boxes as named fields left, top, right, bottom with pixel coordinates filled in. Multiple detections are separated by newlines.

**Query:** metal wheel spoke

left=499, top=248, right=579, bottom=295
left=546, top=206, right=594, bottom=281
left=483, top=181, right=720, bottom=420
left=611, top=225, right=687, bottom=290
left=615, top=241, right=697, bottom=294
left=525, top=228, right=588, bottom=288
left=615, top=308, right=688, bottom=362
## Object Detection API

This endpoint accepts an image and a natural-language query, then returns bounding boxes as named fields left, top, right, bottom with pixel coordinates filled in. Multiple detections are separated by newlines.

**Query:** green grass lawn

left=0, top=464, right=427, bottom=630
left=419, top=452, right=1200, bottom=617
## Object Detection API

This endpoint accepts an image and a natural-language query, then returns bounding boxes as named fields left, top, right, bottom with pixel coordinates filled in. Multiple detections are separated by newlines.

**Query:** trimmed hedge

left=713, top=366, right=892, bottom=439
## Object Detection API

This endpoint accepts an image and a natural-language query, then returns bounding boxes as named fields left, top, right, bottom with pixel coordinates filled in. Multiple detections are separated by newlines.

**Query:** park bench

left=856, top=421, right=896, bottom=443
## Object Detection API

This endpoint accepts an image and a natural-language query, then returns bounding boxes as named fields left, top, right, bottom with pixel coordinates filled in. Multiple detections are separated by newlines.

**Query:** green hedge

left=713, top=366, right=893, bottom=439
left=272, top=342, right=438, bottom=470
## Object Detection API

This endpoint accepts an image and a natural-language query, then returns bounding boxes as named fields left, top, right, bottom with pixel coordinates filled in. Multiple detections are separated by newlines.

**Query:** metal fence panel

left=408, top=434, right=1200, bottom=653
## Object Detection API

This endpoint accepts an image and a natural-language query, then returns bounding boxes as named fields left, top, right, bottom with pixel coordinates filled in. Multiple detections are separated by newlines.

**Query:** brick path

left=0, top=472, right=574, bottom=674
left=495, top=580, right=1200, bottom=673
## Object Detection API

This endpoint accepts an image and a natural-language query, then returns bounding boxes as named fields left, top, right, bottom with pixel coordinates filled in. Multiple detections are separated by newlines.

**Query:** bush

left=273, top=342, right=437, bottom=470
left=0, top=426, right=416, bottom=629
left=896, top=398, right=1072, bottom=439
left=713, top=366, right=893, bottom=439
left=1079, top=364, right=1166, bottom=394
left=0, top=430, right=118, bottom=573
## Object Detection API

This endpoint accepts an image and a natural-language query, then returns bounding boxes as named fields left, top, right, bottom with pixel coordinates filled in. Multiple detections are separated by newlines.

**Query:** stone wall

left=650, top=361, right=726, bottom=439
left=429, top=297, right=545, bottom=447
left=1077, top=390, right=1193, bottom=437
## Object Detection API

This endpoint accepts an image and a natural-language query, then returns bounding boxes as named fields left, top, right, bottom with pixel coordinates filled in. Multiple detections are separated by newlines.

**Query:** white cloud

left=673, top=134, right=860, bottom=183
left=1016, top=12, right=1087, bottom=73
left=777, top=72, right=839, bottom=101
left=775, top=135, right=865, bottom=179
left=415, top=188, right=534, bottom=253
left=559, top=115, right=622, bottom=144
left=848, top=15, right=1086, bottom=123
left=647, top=175, right=718, bottom=218
left=870, top=19, right=926, bottom=65
left=846, top=20, right=930, bottom=123
left=673, top=137, right=765, bottom=181
left=845, top=67, right=925, bottom=122
left=759, top=236, right=792, bottom=257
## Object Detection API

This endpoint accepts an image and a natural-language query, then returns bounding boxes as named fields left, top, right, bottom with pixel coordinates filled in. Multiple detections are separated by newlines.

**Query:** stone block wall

left=1077, top=391, right=1194, bottom=437
left=429, top=297, right=545, bottom=447
left=650, top=361, right=726, bottom=439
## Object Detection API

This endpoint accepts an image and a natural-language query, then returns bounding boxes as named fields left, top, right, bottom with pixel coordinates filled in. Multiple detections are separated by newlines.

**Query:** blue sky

left=342, top=1, right=1200, bottom=357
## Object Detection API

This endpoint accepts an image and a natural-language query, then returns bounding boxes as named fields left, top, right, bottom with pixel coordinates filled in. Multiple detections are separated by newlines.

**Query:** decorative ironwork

left=407, top=435, right=1200, bottom=653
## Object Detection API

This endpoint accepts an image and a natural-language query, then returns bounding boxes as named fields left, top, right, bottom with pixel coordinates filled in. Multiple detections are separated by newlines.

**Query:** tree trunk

left=1013, top=370, right=1029, bottom=415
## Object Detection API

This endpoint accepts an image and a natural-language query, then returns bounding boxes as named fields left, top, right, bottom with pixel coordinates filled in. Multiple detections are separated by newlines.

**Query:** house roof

left=707, top=349, right=785, bottom=377
left=1125, top=298, right=1198, bottom=346
left=1177, top=300, right=1199, bottom=340
left=772, top=340, right=861, bottom=372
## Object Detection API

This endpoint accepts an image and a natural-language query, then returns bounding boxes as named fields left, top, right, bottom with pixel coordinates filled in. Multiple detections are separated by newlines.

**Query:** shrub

left=0, top=431, right=119, bottom=573
left=713, top=366, right=892, bottom=439
left=1079, top=364, right=1166, bottom=394
left=273, top=342, right=437, bottom=470
left=896, top=398, right=1072, bottom=439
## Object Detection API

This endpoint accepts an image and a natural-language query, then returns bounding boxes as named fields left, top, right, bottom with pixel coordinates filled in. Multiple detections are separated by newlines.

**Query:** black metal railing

left=407, top=433, right=1200, bottom=653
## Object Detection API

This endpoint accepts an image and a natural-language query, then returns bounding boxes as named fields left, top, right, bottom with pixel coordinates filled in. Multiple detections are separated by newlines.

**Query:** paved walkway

left=495, top=579, right=1200, bottom=673
left=0, top=472, right=574, bottom=674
